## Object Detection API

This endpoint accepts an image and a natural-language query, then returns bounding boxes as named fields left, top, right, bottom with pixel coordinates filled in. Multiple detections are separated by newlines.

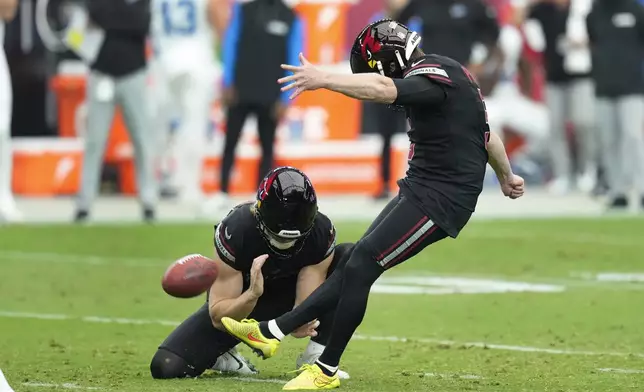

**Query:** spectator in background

left=586, top=0, right=644, bottom=210
left=524, top=0, right=596, bottom=195
left=397, top=0, right=501, bottom=82
left=484, top=0, right=549, bottom=166
left=0, top=0, right=20, bottom=222
left=363, top=0, right=419, bottom=201
left=150, top=0, right=227, bottom=210
left=206, top=0, right=303, bottom=213
left=75, top=0, right=156, bottom=223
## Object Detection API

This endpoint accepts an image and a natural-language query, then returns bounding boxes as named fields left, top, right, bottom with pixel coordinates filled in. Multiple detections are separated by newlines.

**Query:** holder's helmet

left=254, top=166, right=318, bottom=256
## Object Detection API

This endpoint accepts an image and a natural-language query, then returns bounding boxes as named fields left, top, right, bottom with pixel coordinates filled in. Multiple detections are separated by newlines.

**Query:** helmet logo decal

left=257, top=170, right=280, bottom=202
left=361, top=28, right=382, bottom=69
left=405, top=31, right=422, bottom=60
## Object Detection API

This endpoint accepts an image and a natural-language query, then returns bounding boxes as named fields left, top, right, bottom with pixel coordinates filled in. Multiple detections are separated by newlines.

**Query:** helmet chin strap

left=395, top=50, right=405, bottom=70
left=394, top=31, right=422, bottom=74
left=376, top=52, right=407, bottom=76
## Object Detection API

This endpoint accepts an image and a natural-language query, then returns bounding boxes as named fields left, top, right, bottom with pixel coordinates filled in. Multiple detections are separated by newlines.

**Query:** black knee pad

left=150, top=348, right=201, bottom=379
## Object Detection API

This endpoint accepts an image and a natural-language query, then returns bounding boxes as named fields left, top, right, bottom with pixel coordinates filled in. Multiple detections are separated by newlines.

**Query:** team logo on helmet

left=257, top=170, right=280, bottom=202
left=361, top=28, right=382, bottom=69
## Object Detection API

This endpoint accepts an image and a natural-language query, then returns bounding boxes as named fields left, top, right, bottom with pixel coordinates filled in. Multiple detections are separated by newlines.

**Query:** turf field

left=1, top=218, right=644, bottom=391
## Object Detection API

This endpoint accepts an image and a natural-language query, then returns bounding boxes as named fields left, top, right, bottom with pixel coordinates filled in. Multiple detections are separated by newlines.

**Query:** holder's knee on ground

left=150, top=348, right=202, bottom=379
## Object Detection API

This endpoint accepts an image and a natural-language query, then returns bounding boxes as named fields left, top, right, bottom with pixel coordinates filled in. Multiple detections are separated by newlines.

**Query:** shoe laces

left=288, top=364, right=316, bottom=375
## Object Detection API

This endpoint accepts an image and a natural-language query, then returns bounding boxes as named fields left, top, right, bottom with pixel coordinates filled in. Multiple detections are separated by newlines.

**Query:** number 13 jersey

left=151, top=0, right=216, bottom=68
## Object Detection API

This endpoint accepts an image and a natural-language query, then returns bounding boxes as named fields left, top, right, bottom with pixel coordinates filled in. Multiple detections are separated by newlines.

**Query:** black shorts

left=157, top=243, right=353, bottom=373
left=361, top=193, right=448, bottom=270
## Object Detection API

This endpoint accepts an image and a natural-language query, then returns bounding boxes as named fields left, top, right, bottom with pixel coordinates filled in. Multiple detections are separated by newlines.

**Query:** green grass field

left=1, top=218, right=644, bottom=391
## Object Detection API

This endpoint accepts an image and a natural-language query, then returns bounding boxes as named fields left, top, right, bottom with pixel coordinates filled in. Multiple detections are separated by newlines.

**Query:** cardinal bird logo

left=361, top=28, right=382, bottom=69
left=257, top=170, right=279, bottom=202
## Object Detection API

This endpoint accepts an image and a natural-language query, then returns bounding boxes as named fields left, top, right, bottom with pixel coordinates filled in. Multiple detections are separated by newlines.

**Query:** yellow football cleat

left=282, top=364, right=341, bottom=390
left=220, top=318, right=280, bottom=359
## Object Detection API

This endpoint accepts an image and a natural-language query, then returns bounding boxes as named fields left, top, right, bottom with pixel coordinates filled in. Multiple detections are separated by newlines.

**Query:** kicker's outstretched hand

left=278, top=53, right=327, bottom=100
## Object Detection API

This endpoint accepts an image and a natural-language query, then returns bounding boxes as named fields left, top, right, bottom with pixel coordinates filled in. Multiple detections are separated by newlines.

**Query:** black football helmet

left=255, top=166, right=318, bottom=256
left=350, top=19, right=422, bottom=79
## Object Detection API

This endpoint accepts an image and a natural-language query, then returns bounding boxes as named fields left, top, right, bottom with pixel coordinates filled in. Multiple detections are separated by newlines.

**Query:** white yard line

left=0, top=311, right=181, bottom=327
left=0, top=251, right=163, bottom=267
left=597, top=368, right=644, bottom=375
left=397, top=271, right=644, bottom=292
left=2, top=310, right=643, bottom=359
left=421, top=372, right=483, bottom=380
left=21, top=377, right=286, bottom=390
left=22, top=382, right=102, bottom=390
left=464, top=231, right=643, bottom=247
left=227, top=377, right=286, bottom=384
left=350, top=334, right=644, bottom=358
left=571, top=272, right=644, bottom=283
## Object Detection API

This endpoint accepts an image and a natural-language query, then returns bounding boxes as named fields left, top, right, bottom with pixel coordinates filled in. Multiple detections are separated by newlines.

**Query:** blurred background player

left=205, top=0, right=304, bottom=214
left=524, top=0, right=597, bottom=195
left=586, top=0, right=644, bottom=210
left=150, top=0, right=227, bottom=208
left=0, top=0, right=20, bottom=222
left=484, top=0, right=548, bottom=170
left=75, top=0, right=157, bottom=223
left=150, top=167, right=351, bottom=379
left=361, top=0, right=418, bottom=201
left=397, top=0, right=502, bottom=82
left=362, top=0, right=420, bottom=200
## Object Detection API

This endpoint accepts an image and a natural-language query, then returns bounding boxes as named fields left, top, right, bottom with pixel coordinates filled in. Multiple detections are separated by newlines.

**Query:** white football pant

left=485, top=82, right=549, bottom=156
left=0, top=46, right=14, bottom=205
left=153, top=64, right=216, bottom=203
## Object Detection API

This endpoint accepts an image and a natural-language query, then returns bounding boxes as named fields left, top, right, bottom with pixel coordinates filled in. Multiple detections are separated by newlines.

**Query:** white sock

left=304, top=340, right=325, bottom=357
left=315, top=360, right=338, bottom=375
left=267, top=319, right=285, bottom=341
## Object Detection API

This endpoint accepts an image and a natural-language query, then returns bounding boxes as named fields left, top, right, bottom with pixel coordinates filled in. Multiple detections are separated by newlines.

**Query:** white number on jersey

left=161, top=0, right=198, bottom=36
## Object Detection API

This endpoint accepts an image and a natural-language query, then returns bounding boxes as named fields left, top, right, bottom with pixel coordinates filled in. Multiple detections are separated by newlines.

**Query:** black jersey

left=213, top=203, right=336, bottom=285
left=391, top=54, right=490, bottom=238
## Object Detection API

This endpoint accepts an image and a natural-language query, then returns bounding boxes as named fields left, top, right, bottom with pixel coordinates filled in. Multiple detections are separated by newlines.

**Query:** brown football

left=161, top=254, right=218, bottom=298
